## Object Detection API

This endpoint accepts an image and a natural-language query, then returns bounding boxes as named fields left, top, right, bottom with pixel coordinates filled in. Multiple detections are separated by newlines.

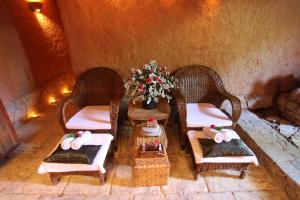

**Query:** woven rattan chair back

left=174, top=65, right=223, bottom=104
left=72, top=67, right=124, bottom=105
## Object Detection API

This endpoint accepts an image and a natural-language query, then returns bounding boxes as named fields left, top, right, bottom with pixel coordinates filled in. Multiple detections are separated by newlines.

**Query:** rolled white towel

left=221, top=129, right=234, bottom=142
left=203, top=127, right=223, bottom=143
left=70, top=131, right=92, bottom=150
left=60, top=134, right=76, bottom=150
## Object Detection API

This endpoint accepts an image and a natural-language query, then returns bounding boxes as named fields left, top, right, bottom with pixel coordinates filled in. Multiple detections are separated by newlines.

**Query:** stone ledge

left=236, top=110, right=300, bottom=200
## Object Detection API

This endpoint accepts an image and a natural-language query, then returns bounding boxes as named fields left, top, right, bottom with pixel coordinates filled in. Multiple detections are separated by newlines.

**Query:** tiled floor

left=0, top=111, right=290, bottom=200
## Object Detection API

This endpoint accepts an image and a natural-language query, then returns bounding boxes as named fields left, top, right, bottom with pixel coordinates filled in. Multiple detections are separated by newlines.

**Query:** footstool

left=38, top=134, right=114, bottom=185
left=187, top=130, right=258, bottom=179
left=133, top=146, right=170, bottom=186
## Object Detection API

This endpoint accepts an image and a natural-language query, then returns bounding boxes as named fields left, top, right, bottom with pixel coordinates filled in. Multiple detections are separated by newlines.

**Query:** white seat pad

left=38, top=134, right=113, bottom=174
left=66, top=106, right=111, bottom=130
left=186, top=103, right=232, bottom=128
left=187, top=130, right=258, bottom=165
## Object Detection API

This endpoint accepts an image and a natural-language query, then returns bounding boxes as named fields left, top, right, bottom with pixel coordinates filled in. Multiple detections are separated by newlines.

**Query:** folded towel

left=203, top=127, right=223, bottom=143
left=71, top=131, right=92, bottom=150
left=142, top=124, right=160, bottom=133
left=142, top=126, right=161, bottom=137
left=221, top=129, right=234, bottom=142
left=60, top=134, right=76, bottom=150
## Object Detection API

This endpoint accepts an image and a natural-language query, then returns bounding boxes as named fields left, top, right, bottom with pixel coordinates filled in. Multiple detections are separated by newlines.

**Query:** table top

left=128, top=99, right=171, bottom=121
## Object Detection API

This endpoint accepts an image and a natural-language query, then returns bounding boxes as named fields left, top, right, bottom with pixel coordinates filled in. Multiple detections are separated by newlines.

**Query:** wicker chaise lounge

left=58, top=67, right=124, bottom=151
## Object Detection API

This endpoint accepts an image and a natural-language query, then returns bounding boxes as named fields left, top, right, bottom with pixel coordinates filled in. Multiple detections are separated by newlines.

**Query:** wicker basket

left=134, top=125, right=168, bottom=148
left=133, top=146, right=170, bottom=186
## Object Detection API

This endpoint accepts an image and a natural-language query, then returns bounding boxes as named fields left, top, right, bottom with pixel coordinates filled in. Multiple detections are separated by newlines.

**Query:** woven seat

left=172, top=65, right=241, bottom=148
left=58, top=67, right=124, bottom=151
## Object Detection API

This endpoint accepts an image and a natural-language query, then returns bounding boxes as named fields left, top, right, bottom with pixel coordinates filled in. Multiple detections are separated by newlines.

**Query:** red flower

left=75, top=131, right=83, bottom=137
left=146, top=77, right=152, bottom=83
left=148, top=117, right=156, bottom=122
left=139, top=84, right=144, bottom=89
left=154, top=77, right=160, bottom=81
left=138, top=84, right=145, bottom=92
left=210, top=124, right=216, bottom=129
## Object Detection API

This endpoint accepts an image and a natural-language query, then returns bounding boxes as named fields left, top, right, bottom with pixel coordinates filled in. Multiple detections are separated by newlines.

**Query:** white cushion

left=38, top=134, right=113, bottom=174
left=186, top=103, right=232, bottom=128
left=187, top=130, right=258, bottom=165
left=66, top=106, right=111, bottom=130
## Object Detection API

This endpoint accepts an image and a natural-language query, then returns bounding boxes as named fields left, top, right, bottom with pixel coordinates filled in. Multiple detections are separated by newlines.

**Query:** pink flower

left=210, top=124, right=216, bottom=129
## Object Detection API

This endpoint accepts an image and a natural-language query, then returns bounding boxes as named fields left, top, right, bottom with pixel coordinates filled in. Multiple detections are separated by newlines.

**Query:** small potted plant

left=125, top=60, right=177, bottom=109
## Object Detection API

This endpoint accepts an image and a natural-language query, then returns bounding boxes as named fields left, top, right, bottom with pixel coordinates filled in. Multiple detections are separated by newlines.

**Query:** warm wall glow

left=34, top=12, right=63, bottom=43
left=61, top=86, right=72, bottom=95
left=34, top=12, right=46, bottom=23
left=48, top=95, right=57, bottom=104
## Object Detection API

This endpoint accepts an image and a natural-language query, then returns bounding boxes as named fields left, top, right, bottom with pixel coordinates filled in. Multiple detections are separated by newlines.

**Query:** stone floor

left=0, top=111, right=290, bottom=200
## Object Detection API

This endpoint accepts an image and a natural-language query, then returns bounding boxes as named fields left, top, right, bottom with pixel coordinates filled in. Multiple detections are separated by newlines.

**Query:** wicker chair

left=58, top=67, right=124, bottom=151
left=172, top=65, right=241, bottom=148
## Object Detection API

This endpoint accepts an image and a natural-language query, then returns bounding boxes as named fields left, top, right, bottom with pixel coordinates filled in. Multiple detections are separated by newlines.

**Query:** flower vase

left=142, top=100, right=157, bottom=110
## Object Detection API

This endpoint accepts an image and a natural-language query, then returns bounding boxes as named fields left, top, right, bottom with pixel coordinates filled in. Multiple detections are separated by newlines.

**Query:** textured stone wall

left=57, top=0, right=300, bottom=96
left=0, top=2, right=37, bottom=127
left=0, top=1, right=74, bottom=128
left=5, top=0, right=72, bottom=87
left=0, top=2, right=35, bottom=106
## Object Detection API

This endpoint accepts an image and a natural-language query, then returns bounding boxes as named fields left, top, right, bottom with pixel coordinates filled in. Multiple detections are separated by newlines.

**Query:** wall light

left=61, top=86, right=72, bottom=95
left=27, top=109, right=40, bottom=120
left=28, top=2, right=43, bottom=12
left=48, top=95, right=57, bottom=105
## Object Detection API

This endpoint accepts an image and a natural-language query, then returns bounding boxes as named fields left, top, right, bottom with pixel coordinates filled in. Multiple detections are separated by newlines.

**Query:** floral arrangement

left=124, top=60, right=177, bottom=104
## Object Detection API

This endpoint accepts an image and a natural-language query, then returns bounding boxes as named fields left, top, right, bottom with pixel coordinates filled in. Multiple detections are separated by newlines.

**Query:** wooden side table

left=128, top=99, right=171, bottom=127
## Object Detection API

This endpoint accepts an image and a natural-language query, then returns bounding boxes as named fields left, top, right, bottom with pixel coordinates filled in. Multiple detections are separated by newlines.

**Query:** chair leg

left=98, top=171, right=106, bottom=185
left=240, top=170, right=246, bottom=179
left=114, top=143, right=118, bottom=152
left=49, top=173, right=61, bottom=185
left=191, top=159, right=199, bottom=181
left=180, top=133, right=186, bottom=150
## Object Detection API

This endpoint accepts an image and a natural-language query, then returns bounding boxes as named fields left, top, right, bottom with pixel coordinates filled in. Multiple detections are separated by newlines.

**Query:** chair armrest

left=110, top=93, right=123, bottom=115
left=171, top=89, right=188, bottom=147
left=172, top=89, right=186, bottom=119
left=218, top=90, right=241, bottom=128
left=58, top=95, right=84, bottom=128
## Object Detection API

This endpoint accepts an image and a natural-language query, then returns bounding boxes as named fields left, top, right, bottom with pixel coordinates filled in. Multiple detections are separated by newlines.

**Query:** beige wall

left=0, top=2, right=35, bottom=106
left=57, top=0, right=300, bottom=96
